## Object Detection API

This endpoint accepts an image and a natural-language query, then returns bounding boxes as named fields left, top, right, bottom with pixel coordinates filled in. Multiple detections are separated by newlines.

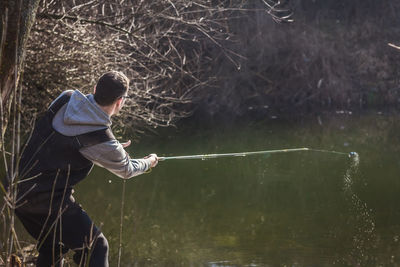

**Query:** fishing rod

left=158, top=148, right=357, bottom=161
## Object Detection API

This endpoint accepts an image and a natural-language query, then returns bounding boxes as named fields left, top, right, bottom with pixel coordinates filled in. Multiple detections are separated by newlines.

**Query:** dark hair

left=94, top=71, right=129, bottom=106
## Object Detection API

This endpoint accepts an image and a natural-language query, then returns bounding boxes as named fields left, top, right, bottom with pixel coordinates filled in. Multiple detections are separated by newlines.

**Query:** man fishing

left=10, top=71, right=158, bottom=266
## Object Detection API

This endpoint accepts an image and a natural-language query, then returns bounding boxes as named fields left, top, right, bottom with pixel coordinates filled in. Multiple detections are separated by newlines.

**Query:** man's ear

left=116, top=97, right=123, bottom=108
left=93, top=85, right=96, bottom=94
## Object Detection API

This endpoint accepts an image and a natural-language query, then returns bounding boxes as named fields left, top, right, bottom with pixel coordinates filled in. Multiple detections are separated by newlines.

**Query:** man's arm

left=79, top=139, right=158, bottom=179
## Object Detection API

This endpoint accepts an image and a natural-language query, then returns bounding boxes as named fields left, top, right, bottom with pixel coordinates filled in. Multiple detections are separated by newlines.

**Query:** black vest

left=16, top=91, right=115, bottom=198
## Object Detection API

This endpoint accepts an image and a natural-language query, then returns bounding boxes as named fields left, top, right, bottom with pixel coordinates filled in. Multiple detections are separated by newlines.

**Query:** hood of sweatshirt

left=52, top=90, right=112, bottom=136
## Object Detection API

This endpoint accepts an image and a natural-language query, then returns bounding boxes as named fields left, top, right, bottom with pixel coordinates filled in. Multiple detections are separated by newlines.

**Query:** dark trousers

left=16, top=193, right=109, bottom=267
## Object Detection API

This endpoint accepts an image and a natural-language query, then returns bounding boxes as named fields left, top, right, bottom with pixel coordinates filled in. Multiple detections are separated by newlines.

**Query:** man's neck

left=97, top=103, right=114, bottom=117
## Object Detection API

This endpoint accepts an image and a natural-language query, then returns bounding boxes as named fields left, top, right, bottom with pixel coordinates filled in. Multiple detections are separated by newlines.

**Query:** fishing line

left=117, top=179, right=126, bottom=267
left=158, top=148, right=357, bottom=161
left=308, top=148, right=349, bottom=156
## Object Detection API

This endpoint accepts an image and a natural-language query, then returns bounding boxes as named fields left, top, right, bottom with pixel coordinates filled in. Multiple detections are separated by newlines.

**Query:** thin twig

left=37, top=12, right=131, bottom=34
left=388, top=43, right=400, bottom=50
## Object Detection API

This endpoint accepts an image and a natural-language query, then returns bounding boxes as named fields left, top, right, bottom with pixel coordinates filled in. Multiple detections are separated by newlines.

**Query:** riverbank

left=190, top=1, right=400, bottom=119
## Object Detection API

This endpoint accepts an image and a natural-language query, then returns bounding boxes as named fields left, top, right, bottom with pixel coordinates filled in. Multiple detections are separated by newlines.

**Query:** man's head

left=94, top=71, right=129, bottom=106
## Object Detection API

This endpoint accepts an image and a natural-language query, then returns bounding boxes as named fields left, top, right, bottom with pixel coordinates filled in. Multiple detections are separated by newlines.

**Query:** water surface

left=73, top=112, right=400, bottom=266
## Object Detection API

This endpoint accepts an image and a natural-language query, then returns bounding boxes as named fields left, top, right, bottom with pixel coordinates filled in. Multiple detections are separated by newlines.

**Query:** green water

left=46, top=113, right=400, bottom=265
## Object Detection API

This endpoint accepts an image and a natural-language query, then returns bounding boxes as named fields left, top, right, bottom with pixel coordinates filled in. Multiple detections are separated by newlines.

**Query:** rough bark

left=0, top=0, right=40, bottom=109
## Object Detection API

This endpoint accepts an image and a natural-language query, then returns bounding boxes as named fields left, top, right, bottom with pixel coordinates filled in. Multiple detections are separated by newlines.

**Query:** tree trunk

left=0, top=0, right=39, bottom=109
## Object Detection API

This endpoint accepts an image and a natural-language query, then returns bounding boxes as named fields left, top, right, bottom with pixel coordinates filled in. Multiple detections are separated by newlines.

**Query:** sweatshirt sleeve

left=79, top=140, right=153, bottom=179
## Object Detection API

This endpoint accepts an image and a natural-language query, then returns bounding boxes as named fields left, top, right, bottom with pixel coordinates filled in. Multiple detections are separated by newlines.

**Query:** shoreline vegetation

left=11, top=1, right=400, bottom=134
left=20, top=0, right=400, bottom=132
left=1, top=0, right=400, bottom=266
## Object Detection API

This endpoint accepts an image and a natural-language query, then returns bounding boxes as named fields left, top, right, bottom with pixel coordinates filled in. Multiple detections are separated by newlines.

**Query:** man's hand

left=121, top=140, right=131, bottom=148
left=145, top=153, right=158, bottom=168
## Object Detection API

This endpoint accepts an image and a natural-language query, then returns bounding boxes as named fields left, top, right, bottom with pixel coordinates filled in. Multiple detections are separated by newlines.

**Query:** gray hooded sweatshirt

left=52, top=90, right=152, bottom=179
